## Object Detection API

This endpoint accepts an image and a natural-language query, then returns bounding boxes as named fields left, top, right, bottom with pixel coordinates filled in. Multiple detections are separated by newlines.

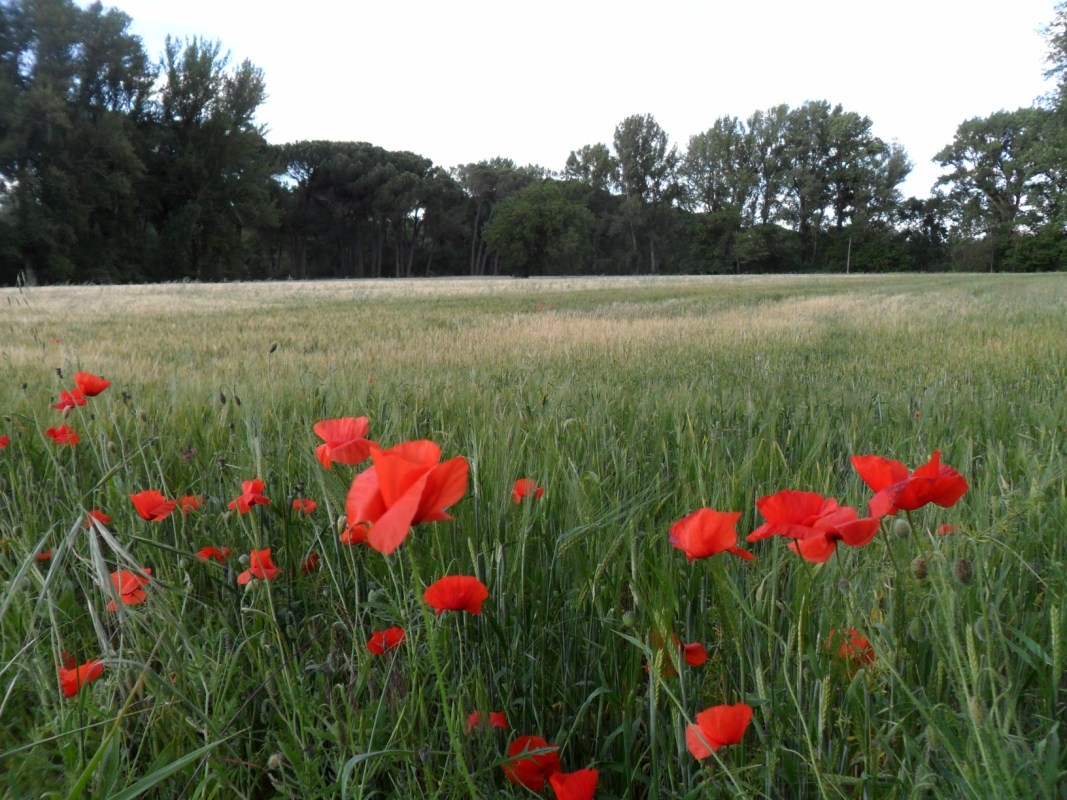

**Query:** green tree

left=453, top=158, right=541, bottom=275
left=482, top=180, right=594, bottom=277
left=612, top=113, right=680, bottom=273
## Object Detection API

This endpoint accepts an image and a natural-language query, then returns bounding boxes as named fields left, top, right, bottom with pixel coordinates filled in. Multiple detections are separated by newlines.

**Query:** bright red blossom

left=53, top=389, right=86, bottom=413
left=346, top=439, right=469, bottom=554
left=85, top=509, right=111, bottom=528
left=851, top=450, right=968, bottom=518
left=0, top=435, right=9, bottom=448
left=423, top=575, right=489, bottom=615
left=827, top=628, right=876, bottom=668
left=549, top=768, right=599, bottom=800
left=511, top=478, right=545, bottom=504
left=686, top=702, right=754, bottom=760
left=339, top=522, right=369, bottom=546
left=130, top=490, right=177, bottom=522
left=180, top=495, right=204, bottom=514
left=300, top=552, right=320, bottom=574
left=292, top=498, right=317, bottom=514
left=313, top=416, right=373, bottom=469
left=747, top=490, right=880, bottom=563
left=503, top=735, right=561, bottom=791
left=682, top=641, right=709, bottom=667
left=229, top=479, right=269, bottom=514
left=670, top=507, right=753, bottom=561
left=59, top=658, right=104, bottom=698
left=107, top=568, right=151, bottom=611
left=937, top=523, right=956, bottom=536
left=366, top=626, right=406, bottom=654
left=73, top=372, right=110, bottom=396
left=45, top=425, right=78, bottom=446
left=465, top=710, right=507, bottom=733
left=196, top=546, right=232, bottom=563
left=237, top=549, right=280, bottom=585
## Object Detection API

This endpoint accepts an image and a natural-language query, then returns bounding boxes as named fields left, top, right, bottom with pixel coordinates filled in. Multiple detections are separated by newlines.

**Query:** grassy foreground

left=0, top=274, right=1065, bottom=799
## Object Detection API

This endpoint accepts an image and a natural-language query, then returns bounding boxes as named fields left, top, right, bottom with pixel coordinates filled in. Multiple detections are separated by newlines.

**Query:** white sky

left=105, top=0, right=1058, bottom=198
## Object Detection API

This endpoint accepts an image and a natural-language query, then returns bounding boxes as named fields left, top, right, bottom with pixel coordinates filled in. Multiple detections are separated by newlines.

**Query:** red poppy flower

left=366, top=625, right=406, bottom=654
left=851, top=451, right=968, bottom=518
left=59, top=658, right=104, bottom=698
left=292, top=498, right=317, bottom=515
left=826, top=628, right=876, bottom=668
left=747, top=490, right=880, bottom=563
left=236, top=548, right=280, bottom=585
left=85, top=509, right=111, bottom=528
left=44, top=425, right=78, bottom=446
left=670, top=508, right=752, bottom=562
left=646, top=629, right=682, bottom=677
left=686, top=702, right=753, bottom=760
left=682, top=642, right=708, bottom=667
left=339, top=522, right=369, bottom=545
left=53, top=389, right=86, bottom=413
left=465, top=710, right=507, bottom=733
left=511, top=478, right=545, bottom=504
left=130, top=490, right=177, bottom=522
left=73, top=372, right=111, bottom=397
left=313, top=416, right=372, bottom=469
left=937, top=523, right=956, bottom=536
left=346, top=439, right=469, bottom=554
left=106, top=568, right=151, bottom=611
left=502, top=734, right=561, bottom=791
left=196, top=546, right=232, bottom=563
left=0, top=435, right=9, bottom=448
left=37, top=550, right=52, bottom=562
left=301, top=552, right=320, bottom=574
left=423, top=575, right=489, bottom=615
left=549, top=768, right=599, bottom=800
left=228, top=478, right=269, bottom=514
left=180, top=495, right=204, bottom=514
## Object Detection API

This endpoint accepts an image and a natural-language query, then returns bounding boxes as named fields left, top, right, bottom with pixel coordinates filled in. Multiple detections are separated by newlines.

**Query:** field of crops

left=1, top=273, right=1064, bottom=799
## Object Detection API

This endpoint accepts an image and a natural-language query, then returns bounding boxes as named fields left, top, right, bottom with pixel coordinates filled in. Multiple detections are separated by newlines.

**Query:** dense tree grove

left=2, top=0, right=1067, bottom=284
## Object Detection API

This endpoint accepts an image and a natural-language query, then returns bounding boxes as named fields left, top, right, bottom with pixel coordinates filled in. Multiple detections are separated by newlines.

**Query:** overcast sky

left=106, top=0, right=1058, bottom=198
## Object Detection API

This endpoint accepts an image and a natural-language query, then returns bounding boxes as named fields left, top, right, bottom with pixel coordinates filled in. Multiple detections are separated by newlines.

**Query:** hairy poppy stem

left=406, top=548, right=479, bottom=799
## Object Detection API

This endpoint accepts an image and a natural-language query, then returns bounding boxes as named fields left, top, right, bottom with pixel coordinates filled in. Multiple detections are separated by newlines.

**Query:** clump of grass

left=1, top=273, right=1065, bottom=798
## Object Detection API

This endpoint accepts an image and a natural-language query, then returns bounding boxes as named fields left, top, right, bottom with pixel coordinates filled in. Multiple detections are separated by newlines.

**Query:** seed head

left=911, top=556, right=928, bottom=580
left=954, top=558, right=973, bottom=585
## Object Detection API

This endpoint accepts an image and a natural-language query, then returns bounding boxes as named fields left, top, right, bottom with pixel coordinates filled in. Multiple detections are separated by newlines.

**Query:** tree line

left=3, top=0, right=1067, bottom=285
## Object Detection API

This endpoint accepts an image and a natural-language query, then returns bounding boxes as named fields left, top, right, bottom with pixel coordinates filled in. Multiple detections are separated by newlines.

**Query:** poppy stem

left=406, top=547, right=479, bottom=799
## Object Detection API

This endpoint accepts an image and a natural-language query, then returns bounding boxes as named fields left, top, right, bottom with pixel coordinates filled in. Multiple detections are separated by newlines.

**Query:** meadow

left=0, top=273, right=1064, bottom=799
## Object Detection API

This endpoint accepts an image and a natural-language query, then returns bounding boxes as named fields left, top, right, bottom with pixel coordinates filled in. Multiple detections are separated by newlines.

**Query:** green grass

left=1, top=274, right=1065, bottom=798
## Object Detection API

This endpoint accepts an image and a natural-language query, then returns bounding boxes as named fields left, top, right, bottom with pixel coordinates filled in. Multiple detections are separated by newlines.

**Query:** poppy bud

left=911, top=556, right=927, bottom=580
left=336, top=515, right=347, bottom=535
left=622, top=612, right=637, bottom=628
left=107, top=440, right=116, bottom=453
left=219, top=391, right=226, bottom=404
left=907, top=618, right=926, bottom=642
left=269, top=342, right=278, bottom=354
left=954, top=558, right=973, bottom=585
left=892, top=518, right=911, bottom=538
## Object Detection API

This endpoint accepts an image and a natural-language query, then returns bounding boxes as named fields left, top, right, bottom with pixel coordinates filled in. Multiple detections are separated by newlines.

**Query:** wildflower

left=682, top=642, right=709, bottom=667
left=44, top=425, right=78, bottom=446
left=73, top=372, right=110, bottom=396
left=180, top=495, right=204, bottom=514
left=423, top=575, right=489, bottom=615
left=0, top=435, right=9, bottom=448
left=236, top=548, right=280, bottom=585
left=670, top=507, right=753, bottom=562
left=851, top=450, right=968, bottom=518
left=747, top=490, right=879, bottom=563
left=512, top=478, right=545, bottom=504
left=826, top=628, right=876, bottom=668
left=85, top=509, right=111, bottom=528
left=195, top=546, right=232, bottom=563
left=59, top=658, right=104, bottom=698
left=130, top=490, right=177, bottom=522
left=339, top=522, right=369, bottom=545
left=228, top=478, right=269, bottom=514
left=685, top=702, right=753, bottom=760
left=300, top=552, right=320, bottom=574
left=106, top=568, right=152, bottom=611
left=292, top=498, right=317, bottom=515
left=366, top=626, right=406, bottom=654
left=549, top=768, right=599, bottom=800
left=37, top=550, right=52, bottom=561
left=53, top=389, right=86, bottom=413
left=503, top=734, right=561, bottom=791
left=313, top=416, right=372, bottom=469
left=346, top=439, right=469, bottom=554
left=937, top=523, right=956, bottom=536
left=465, top=710, right=507, bottom=733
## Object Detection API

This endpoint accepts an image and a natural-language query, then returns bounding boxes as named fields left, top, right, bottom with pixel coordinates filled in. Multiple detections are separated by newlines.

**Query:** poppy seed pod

left=892, top=518, right=912, bottom=538
left=911, top=556, right=928, bottom=580
left=954, top=557, right=973, bottom=585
